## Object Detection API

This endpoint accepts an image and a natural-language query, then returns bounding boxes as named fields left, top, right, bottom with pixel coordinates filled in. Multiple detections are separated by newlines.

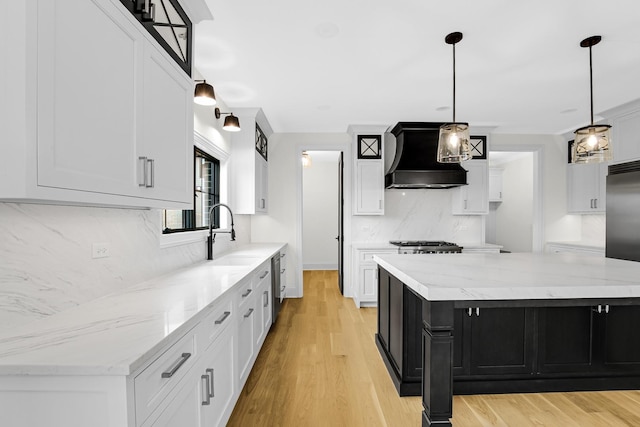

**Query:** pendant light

left=214, top=108, right=241, bottom=132
left=572, top=35, right=612, bottom=164
left=437, top=32, right=471, bottom=163
left=194, top=80, right=216, bottom=106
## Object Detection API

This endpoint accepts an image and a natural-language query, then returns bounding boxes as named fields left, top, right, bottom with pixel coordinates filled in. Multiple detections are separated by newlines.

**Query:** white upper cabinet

left=230, top=108, right=272, bottom=214
left=567, top=162, right=606, bottom=213
left=608, top=102, right=640, bottom=164
left=0, top=0, right=209, bottom=209
left=489, top=168, right=503, bottom=202
left=349, top=125, right=387, bottom=215
left=452, top=160, right=489, bottom=215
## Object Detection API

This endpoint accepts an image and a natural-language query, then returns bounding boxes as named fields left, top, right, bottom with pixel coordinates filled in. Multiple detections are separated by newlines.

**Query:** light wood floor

left=227, top=270, right=640, bottom=426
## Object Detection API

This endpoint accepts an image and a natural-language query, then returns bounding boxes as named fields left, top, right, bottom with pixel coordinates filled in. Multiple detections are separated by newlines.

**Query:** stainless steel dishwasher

left=271, top=252, right=282, bottom=324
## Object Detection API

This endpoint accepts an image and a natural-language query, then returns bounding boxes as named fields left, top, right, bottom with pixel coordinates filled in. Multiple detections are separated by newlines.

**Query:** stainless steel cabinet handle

left=206, top=368, right=214, bottom=398
left=146, top=158, right=154, bottom=188
left=597, top=304, right=602, bottom=313
left=264, top=290, right=269, bottom=307
left=467, top=308, right=473, bottom=317
left=476, top=307, right=480, bottom=317
left=280, top=253, right=286, bottom=258
left=281, top=268, right=285, bottom=274
left=594, top=198, right=598, bottom=209
left=161, top=352, right=191, bottom=378
left=261, top=198, right=265, bottom=209
left=464, top=199, right=468, bottom=210
left=244, top=308, right=254, bottom=318
left=201, top=374, right=210, bottom=405
left=379, top=199, right=383, bottom=210
left=214, top=311, right=231, bottom=325
left=605, top=304, right=610, bottom=313
left=241, top=289, right=252, bottom=298
left=259, top=271, right=269, bottom=280
left=138, top=156, right=147, bottom=187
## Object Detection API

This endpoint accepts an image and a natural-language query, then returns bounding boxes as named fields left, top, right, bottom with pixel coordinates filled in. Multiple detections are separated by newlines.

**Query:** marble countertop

left=373, top=252, right=640, bottom=301
left=0, top=243, right=284, bottom=376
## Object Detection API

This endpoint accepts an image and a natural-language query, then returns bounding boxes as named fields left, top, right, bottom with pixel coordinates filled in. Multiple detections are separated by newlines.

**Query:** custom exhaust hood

left=385, top=122, right=468, bottom=189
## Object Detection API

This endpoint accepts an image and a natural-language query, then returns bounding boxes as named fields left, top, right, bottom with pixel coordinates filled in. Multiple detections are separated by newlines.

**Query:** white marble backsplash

left=0, top=203, right=249, bottom=330
left=581, top=214, right=606, bottom=245
left=351, top=189, right=483, bottom=244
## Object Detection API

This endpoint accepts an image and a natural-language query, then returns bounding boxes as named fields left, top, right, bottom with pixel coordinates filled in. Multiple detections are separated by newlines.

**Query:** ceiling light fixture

left=302, top=151, right=312, bottom=168
left=572, top=35, right=612, bottom=164
left=437, top=32, right=471, bottom=164
left=214, top=107, right=241, bottom=132
left=193, top=80, right=216, bottom=106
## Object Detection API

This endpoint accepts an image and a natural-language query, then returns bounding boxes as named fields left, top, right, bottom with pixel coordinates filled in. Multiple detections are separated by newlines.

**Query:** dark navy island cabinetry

left=374, top=258, right=640, bottom=427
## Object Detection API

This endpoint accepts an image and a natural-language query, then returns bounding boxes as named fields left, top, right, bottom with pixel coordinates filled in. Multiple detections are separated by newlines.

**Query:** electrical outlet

left=92, top=243, right=110, bottom=259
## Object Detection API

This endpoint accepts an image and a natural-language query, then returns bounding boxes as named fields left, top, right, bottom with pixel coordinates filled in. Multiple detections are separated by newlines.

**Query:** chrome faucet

left=207, top=203, right=236, bottom=260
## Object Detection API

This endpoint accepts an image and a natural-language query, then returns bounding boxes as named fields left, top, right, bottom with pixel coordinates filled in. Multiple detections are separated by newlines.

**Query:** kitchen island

left=373, top=252, right=640, bottom=427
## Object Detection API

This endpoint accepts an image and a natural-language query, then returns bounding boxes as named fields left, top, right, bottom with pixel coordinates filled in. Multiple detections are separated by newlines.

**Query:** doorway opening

left=300, top=150, right=345, bottom=294
left=486, top=146, right=544, bottom=252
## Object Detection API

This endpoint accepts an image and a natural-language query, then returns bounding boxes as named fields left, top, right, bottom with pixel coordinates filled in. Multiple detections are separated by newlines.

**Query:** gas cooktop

left=389, top=240, right=457, bottom=247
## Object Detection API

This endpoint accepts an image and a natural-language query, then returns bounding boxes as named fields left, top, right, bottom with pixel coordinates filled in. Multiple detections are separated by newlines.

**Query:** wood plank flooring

left=227, top=270, right=640, bottom=426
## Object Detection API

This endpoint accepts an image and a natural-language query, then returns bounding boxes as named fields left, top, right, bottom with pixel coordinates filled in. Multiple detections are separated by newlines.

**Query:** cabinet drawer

left=134, top=327, right=198, bottom=425
left=236, top=279, right=254, bottom=309
left=359, top=249, right=396, bottom=262
left=200, top=298, right=234, bottom=347
left=253, top=262, right=271, bottom=289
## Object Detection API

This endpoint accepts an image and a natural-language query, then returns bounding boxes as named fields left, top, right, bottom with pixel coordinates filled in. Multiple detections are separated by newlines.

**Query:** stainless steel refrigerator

left=606, top=160, right=640, bottom=262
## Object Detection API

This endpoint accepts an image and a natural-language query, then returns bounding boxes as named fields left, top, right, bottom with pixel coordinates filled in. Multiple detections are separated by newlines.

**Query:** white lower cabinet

left=0, top=249, right=284, bottom=427
left=352, top=246, right=397, bottom=307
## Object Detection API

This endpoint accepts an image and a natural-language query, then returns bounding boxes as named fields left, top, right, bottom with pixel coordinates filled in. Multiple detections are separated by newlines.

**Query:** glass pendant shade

left=437, top=122, right=471, bottom=163
left=572, top=124, right=612, bottom=163
left=194, top=81, right=216, bottom=106
left=222, top=114, right=241, bottom=132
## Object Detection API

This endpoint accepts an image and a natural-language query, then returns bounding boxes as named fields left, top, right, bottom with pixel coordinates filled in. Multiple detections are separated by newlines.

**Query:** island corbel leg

left=421, top=300, right=455, bottom=427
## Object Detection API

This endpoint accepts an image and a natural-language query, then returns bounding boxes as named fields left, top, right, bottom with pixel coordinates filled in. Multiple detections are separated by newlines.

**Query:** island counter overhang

left=373, top=253, right=640, bottom=427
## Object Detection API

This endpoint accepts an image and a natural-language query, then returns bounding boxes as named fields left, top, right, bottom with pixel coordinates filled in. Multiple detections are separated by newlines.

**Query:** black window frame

left=162, top=147, right=220, bottom=234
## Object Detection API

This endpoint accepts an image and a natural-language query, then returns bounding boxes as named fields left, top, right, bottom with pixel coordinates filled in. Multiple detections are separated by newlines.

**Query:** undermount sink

left=208, top=255, right=262, bottom=267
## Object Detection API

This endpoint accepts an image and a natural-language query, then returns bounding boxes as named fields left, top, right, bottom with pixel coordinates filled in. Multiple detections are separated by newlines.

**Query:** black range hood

left=385, top=122, right=467, bottom=189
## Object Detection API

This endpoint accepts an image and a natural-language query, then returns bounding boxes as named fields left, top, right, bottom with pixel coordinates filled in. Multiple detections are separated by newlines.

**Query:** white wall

left=494, top=154, right=534, bottom=252
left=0, top=80, right=249, bottom=331
left=491, top=133, right=582, bottom=245
left=302, top=153, right=339, bottom=269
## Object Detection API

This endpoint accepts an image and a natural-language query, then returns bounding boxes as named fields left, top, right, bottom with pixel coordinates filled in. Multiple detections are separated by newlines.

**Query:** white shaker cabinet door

left=355, top=161, right=384, bottom=215
left=138, top=42, right=193, bottom=205
left=36, top=0, right=142, bottom=197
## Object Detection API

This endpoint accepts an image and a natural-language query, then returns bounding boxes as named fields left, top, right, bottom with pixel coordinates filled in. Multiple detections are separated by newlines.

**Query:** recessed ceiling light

left=315, top=22, right=340, bottom=38
left=560, top=108, right=577, bottom=114
left=436, top=106, right=451, bottom=112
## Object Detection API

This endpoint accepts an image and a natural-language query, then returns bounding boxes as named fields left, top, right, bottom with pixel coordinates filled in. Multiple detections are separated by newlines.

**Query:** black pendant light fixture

left=193, top=80, right=216, bottom=106
left=572, top=35, right=612, bottom=164
left=437, top=31, right=471, bottom=163
left=215, top=107, right=241, bottom=132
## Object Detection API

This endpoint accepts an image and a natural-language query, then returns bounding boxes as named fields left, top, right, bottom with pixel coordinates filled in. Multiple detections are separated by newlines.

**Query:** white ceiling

left=194, top=0, right=640, bottom=135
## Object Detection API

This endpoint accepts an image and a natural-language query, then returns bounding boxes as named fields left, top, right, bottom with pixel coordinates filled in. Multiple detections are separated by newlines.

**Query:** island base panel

left=375, top=334, right=421, bottom=396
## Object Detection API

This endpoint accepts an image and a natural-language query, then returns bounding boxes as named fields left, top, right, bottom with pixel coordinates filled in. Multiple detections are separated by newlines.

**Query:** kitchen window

left=163, top=148, right=220, bottom=233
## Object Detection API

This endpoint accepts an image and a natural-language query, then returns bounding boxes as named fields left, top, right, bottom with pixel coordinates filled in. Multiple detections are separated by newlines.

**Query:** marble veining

left=0, top=243, right=283, bottom=376
left=351, top=190, right=483, bottom=244
left=0, top=202, right=250, bottom=330
left=374, top=252, right=640, bottom=301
